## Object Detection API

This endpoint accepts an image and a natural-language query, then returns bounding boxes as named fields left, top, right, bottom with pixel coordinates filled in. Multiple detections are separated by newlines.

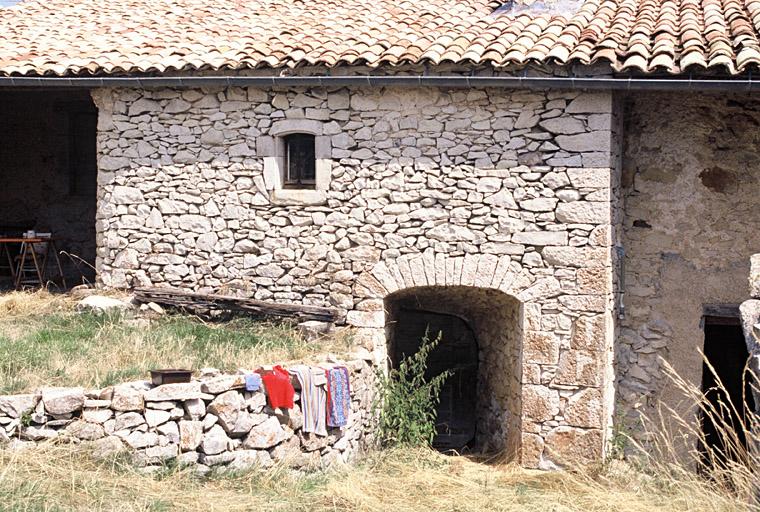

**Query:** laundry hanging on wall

left=244, top=373, right=261, bottom=392
left=325, top=366, right=351, bottom=428
left=256, top=363, right=352, bottom=436
left=289, top=364, right=328, bottom=436
left=257, top=365, right=295, bottom=409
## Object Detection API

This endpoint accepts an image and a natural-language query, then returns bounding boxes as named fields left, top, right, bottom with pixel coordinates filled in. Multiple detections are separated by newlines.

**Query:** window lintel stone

left=270, top=119, right=323, bottom=137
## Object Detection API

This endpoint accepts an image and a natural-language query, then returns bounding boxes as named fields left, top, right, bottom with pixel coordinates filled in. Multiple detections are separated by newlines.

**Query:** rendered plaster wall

left=618, top=92, right=760, bottom=441
left=92, top=86, right=619, bottom=467
left=0, top=90, right=97, bottom=283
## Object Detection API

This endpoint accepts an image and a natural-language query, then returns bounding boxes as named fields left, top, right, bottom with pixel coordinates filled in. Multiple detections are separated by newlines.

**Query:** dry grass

left=322, top=449, right=745, bottom=512
left=0, top=444, right=752, bottom=512
left=0, top=289, right=78, bottom=320
left=625, top=357, right=759, bottom=509
left=0, top=290, right=353, bottom=394
left=0, top=290, right=757, bottom=511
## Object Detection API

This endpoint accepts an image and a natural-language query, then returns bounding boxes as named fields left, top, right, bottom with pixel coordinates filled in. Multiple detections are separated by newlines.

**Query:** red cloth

left=258, top=365, right=294, bottom=409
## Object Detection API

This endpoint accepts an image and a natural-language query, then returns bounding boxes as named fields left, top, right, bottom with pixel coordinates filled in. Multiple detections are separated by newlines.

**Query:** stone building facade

left=92, top=85, right=620, bottom=468
left=4, top=0, right=760, bottom=474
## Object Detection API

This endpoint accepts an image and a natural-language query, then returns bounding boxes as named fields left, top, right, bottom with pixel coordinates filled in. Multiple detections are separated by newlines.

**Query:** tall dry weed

left=625, top=355, right=759, bottom=510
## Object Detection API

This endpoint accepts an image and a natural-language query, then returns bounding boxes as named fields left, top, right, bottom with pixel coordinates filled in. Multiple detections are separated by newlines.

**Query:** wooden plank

left=134, top=286, right=338, bottom=322
left=702, top=304, right=742, bottom=327
left=703, top=304, right=741, bottom=318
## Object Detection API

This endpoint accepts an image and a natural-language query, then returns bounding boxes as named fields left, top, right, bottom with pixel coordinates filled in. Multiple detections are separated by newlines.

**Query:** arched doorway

left=385, top=285, right=523, bottom=455
left=391, top=306, right=479, bottom=450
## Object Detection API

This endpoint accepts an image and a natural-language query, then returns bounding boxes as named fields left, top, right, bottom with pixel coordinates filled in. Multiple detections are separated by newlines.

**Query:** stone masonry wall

left=0, top=360, right=375, bottom=472
left=92, top=86, right=619, bottom=467
left=618, top=93, right=760, bottom=440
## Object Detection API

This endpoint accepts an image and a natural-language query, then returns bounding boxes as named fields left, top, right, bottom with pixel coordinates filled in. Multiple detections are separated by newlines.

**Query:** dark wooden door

left=392, top=308, right=479, bottom=450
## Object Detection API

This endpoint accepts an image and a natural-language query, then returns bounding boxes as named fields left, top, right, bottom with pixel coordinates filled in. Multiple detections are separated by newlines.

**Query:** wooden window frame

left=283, top=133, right=316, bottom=190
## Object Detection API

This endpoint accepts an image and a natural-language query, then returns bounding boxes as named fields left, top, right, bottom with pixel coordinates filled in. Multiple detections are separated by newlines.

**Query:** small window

left=284, top=133, right=316, bottom=189
left=258, top=121, right=332, bottom=205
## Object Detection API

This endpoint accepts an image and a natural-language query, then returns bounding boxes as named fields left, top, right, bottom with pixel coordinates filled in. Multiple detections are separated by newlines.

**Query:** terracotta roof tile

left=2, top=0, right=760, bottom=76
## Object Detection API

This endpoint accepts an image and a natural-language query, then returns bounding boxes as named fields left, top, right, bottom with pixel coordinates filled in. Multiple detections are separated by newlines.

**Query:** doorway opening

left=0, top=89, right=98, bottom=288
left=700, top=315, right=756, bottom=469
left=385, top=286, right=522, bottom=456
left=391, top=307, right=479, bottom=451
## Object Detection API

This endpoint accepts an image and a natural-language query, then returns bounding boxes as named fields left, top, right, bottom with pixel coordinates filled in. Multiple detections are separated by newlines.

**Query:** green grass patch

left=0, top=310, right=344, bottom=394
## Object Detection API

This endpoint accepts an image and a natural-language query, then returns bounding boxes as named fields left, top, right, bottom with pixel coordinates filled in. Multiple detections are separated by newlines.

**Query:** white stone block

left=555, top=202, right=609, bottom=224
left=512, top=231, right=568, bottom=246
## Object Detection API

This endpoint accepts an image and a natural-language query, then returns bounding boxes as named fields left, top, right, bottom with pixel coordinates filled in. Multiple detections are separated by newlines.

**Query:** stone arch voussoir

left=352, top=251, right=539, bottom=306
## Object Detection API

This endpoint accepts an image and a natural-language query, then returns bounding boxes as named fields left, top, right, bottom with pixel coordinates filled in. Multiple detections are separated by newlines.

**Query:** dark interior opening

left=386, top=286, right=522, bottom=456
left=0, top=90, right=98, bottom=288
left=390, top=307, right=479, bottom=451
left=700, top=317, right=756, bottom=469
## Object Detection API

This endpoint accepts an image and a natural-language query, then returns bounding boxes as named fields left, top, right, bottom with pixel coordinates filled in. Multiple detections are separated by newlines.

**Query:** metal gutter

left=0, top=74, right=758, bottom=91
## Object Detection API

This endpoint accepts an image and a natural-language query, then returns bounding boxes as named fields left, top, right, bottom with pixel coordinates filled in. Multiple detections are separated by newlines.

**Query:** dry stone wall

left=92, top=85, right=619, bottom=467
left=93, top=86, right=614, bottom=302
left=0, top=360, right=375, bottom=472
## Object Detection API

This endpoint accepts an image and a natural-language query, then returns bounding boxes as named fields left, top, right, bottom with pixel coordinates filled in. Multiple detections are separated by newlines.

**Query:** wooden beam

left=703, top=303, right=741, bottom=318
left=134, top=287, right=338, bottom=323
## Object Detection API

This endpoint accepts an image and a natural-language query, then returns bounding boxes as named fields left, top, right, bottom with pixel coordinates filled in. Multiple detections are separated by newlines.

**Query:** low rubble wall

left=0, top=357, right=376, bottom=472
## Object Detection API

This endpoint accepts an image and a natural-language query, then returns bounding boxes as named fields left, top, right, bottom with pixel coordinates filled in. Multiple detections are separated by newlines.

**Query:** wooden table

left=0, top=237, right=66, bottom=290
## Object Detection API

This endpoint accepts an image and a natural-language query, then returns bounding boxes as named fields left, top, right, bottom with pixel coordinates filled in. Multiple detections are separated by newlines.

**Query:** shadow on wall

left=0, top=89, right=97, bottom=287
left=385, top=285, right=523, bottom=457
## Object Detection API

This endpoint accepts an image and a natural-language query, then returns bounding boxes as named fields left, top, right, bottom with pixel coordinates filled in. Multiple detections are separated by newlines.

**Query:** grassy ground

left=0, top=291, right=755, bottom=512
left=0, top=291, right=351, bottom=394
left=0, top=444, right=752, bottom=512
